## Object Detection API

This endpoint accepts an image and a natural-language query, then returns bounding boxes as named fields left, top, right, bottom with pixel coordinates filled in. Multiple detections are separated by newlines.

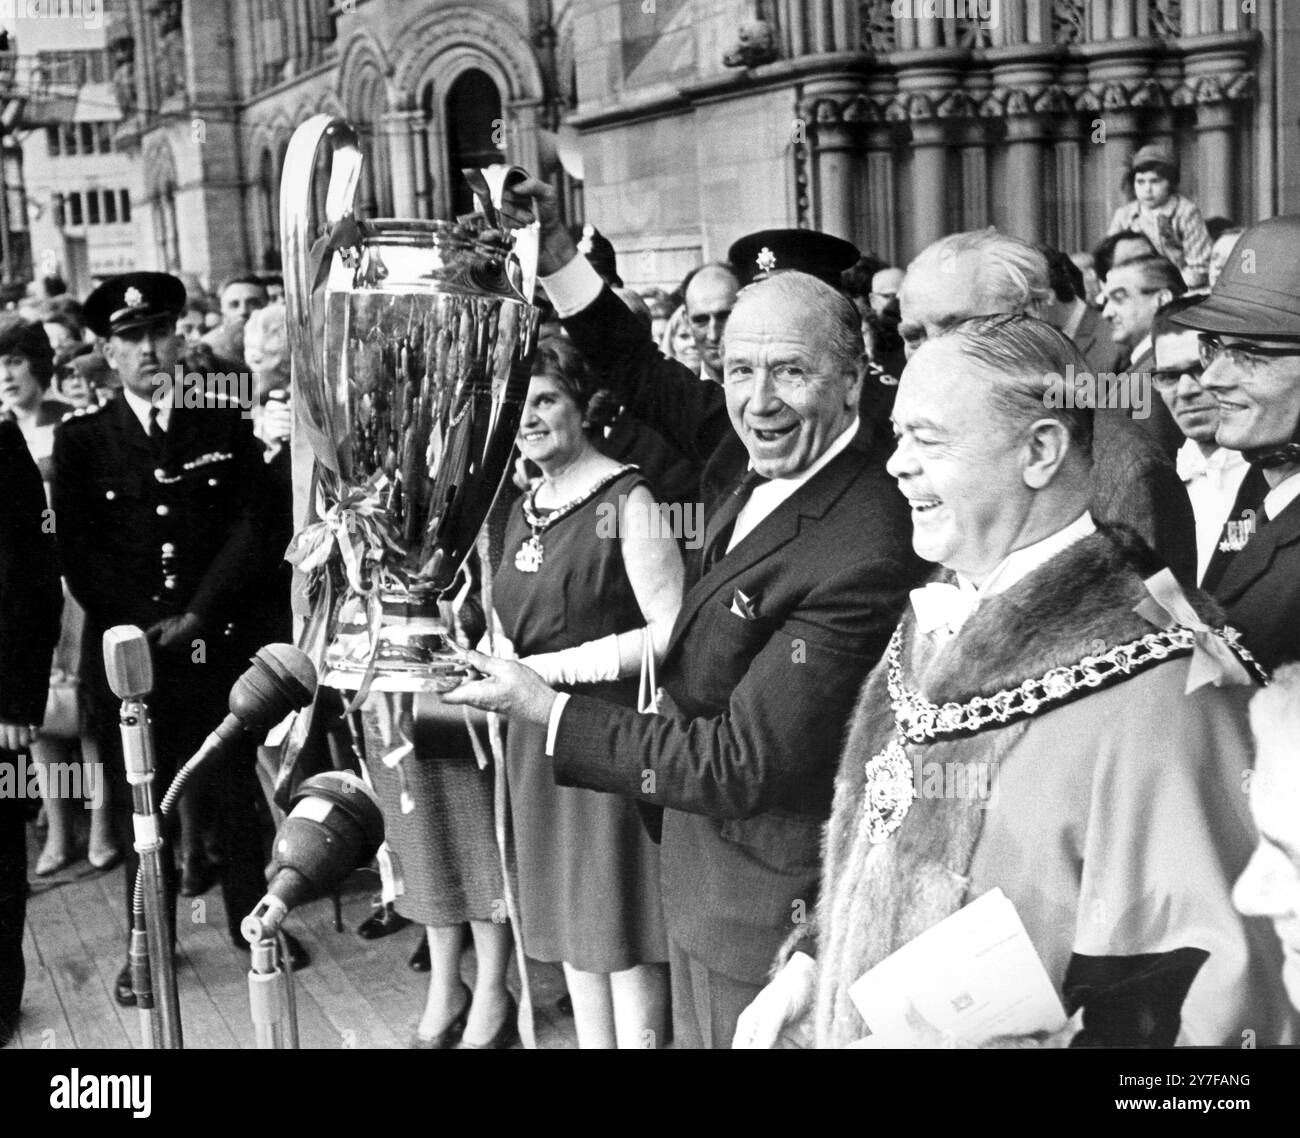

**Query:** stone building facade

left=117, top=0, right=1300, bottom=291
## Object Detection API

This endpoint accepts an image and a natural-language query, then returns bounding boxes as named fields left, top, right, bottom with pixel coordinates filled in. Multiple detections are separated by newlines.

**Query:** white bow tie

left=910, top=581, right=980, bottom=636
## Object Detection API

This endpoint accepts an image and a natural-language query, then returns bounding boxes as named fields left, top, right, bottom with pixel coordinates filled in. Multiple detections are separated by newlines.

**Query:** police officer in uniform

left=1172, top=214, right=1300, bottom=670
left=52, top=272, right=308, bottom=1007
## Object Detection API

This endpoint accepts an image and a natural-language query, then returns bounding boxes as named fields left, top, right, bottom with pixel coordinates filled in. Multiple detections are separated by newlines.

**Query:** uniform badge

left=124, top=286, right=144, bottom=308
left=1218, top=510, right=1257, bottom=554
left=755, top=246, right=777, bottom=273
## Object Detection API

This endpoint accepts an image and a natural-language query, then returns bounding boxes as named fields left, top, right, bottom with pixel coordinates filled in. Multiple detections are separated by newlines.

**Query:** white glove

left=259, top=395, right=293, bottom=446
left=519, top=629, right=641, bottom=686
left=476, top=629, right=518, bottom=662
left=732, top=952, right=817, bottom=1049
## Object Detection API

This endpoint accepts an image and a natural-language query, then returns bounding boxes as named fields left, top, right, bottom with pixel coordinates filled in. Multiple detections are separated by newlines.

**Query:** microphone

left=241, top=771, right=384, bottom=944
left=104, top=625, right=154, bottom=700
left=190, top=644, right=317, bottom=766
left=104, top=626, right=158, bottom=789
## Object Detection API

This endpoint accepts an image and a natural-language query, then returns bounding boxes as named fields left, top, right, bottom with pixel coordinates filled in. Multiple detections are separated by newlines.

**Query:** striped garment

left=1108, top=192, right=1212, bottom=286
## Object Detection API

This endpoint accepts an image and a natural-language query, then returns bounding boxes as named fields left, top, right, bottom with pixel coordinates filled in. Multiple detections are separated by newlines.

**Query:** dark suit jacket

left=0, top=421, right=61, bottom=725
left=1212, top=490, right=1300, bottom=671
left=1070, top=304, right=1126, bottom=376
left=1093, top=409, right=1197, bottom=586
left=1121, top=343, right=1185, bottom=460
left=554, top=285, right=927, bottom=983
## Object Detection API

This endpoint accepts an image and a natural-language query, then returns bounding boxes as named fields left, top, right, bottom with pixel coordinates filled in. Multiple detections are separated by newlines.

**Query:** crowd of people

left=1, top=136, right=1299, bottom=1050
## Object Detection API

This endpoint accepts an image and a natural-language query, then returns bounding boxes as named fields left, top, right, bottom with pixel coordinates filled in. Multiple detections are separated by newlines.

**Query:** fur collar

left=909, top=525, right=1226, bottom=706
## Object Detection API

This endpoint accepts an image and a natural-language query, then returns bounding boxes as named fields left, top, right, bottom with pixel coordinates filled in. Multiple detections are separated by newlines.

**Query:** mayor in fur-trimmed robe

left=809, top=524, right=1295, bottom=1047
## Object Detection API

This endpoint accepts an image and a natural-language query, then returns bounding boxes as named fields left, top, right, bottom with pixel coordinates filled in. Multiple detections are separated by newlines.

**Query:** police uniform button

left=156, top=504, right=169, bottom=516
left=105, top=490, right=116, bottom=500
left=154, top=468, right=166, bottom=480
left=151, top=595, right=161, bottom=603
left=164, top=579, right=177, bottom=591
left=208, top=478, right=219, bottom=487
left=161, top=542, right=176, bottom=555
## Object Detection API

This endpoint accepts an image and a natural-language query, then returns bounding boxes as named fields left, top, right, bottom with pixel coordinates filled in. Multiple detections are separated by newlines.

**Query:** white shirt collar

left=726, top=420, right=859, bottom=554
left=1176, top=439, right=1246, bottom=484
left=122, top=383, right=171, bottom=435
left=912, top=513, right=1097, bottom=637
left=1264, top=469, right=1300, bottom=522
left=957, top=510, right=1097, bottom=600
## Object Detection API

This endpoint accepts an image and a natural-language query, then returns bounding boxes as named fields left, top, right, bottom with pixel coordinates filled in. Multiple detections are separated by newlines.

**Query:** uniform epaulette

left=60, top=403, right=104, bottom=423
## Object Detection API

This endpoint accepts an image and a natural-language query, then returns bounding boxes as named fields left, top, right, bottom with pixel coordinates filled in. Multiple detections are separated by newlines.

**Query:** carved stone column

left=956, top=69, right=992, bottom=232
left=1178, top=31, right=1257, bottom=221
left=382, top=108, right=421, bottom=219
left=505, top=100, right=545, bottom=174
left=891, top=50, right=965, bottom=259
left=804, top=77, right=864, bottom=242
left=986, top=45, right=1062, bottom=245
left=1077, top=40, right=1161, bottom=226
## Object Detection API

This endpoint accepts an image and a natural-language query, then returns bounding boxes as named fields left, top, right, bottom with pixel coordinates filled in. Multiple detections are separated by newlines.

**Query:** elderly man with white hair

left=736, top=314, right=1295, bottom=1049
left=895, top=228, right=1197, bottom=585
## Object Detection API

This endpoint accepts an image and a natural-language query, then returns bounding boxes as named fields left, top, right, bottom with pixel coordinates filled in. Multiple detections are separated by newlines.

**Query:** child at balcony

left=1107, top=144, right=1212, bottom=289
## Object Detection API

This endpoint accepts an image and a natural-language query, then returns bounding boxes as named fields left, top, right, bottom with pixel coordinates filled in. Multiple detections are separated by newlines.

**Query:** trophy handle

left=464, top=164, right=540, bottom=304
left=280, top=115, right=363, bottom=476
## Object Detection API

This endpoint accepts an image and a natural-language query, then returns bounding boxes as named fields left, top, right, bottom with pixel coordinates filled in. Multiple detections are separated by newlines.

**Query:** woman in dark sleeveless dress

left=493, top=336, right=683, bottom=1048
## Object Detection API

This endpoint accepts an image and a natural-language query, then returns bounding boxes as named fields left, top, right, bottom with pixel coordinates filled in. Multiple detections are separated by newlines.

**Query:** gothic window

left=444, top=70, right=503, bottom=219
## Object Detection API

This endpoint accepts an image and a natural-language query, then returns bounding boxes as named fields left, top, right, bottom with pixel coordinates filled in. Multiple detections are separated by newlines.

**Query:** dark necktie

left=700, top=469, right=770, bottom=574
left=1201, top=464, right=1270, bottom=594
left=148, top=406, right=165, bottom=455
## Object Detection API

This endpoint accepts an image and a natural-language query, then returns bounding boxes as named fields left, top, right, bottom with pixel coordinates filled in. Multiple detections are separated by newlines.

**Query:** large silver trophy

left=281, top=115, right=540, bottom=693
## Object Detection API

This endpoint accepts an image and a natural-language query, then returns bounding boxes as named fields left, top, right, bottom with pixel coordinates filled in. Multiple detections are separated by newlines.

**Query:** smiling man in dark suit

left=1172, top=214, right=1300, bottom=671
left=445, top=186, right=927, bottom=1048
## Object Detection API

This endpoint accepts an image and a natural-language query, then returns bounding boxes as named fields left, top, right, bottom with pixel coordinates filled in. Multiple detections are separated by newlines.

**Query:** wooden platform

left=7, top=826, right=577, bottom=1050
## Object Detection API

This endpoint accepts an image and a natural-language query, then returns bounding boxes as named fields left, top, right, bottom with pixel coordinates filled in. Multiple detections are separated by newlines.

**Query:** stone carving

left=723, top=19, right=779, bottom=69
left=859, top=0, right=897, bottom=53
left=1150, top=0, right=1182, bottom=41
left=1052, top=0, right=1086, bottom=45
left=108, top=17, right=136, bottom=115
left=150, top=0, right=186, bottom=101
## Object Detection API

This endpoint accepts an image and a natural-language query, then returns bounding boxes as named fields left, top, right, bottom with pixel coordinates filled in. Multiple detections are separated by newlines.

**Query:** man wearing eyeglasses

left=1170, top=214, right=1300, bottom=670
left=1151, top=295, right=1254, bottom=585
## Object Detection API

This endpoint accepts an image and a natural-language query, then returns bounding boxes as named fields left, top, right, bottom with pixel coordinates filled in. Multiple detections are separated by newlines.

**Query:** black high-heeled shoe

left=410, top=982, right=472, bottom=1049
left=459, top=992, right=518, bottom=1050
left=357, top=901, right=412, bottom=940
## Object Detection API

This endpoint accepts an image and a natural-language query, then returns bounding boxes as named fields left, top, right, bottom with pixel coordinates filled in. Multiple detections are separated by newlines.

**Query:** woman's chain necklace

left=514, top=464, right=638, bottom=573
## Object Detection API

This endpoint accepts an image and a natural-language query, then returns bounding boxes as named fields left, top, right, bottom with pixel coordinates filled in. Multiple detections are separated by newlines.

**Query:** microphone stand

left=240, top=908, right=301, bottom=1049
left=118, top=694, right=183, bottom=1050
